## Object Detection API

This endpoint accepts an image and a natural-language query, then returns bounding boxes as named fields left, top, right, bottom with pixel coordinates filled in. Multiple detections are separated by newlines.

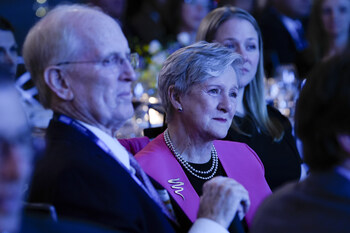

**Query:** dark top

left=20, top=215, right=122, bottom=233
left=169, top=157, right=247, bottom=233
left=224, top=106, right=302, bottom=191
left=257, top=6, right=309, bottom=78
left=250, top=170, right=350, bottom=233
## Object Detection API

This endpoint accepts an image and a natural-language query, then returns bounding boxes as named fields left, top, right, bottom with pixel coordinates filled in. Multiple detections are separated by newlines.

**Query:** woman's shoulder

left=214, top=140, right=264, bottom=165
left=267, top=105, right=293, bottom=131
left=214, top=139, right=248, bottom=148
left=134, top=133, right=172, bottom=162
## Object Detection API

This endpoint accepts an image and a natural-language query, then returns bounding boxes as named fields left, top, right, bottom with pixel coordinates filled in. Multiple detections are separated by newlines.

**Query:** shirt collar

left=78, top=121, right=130, bottom=169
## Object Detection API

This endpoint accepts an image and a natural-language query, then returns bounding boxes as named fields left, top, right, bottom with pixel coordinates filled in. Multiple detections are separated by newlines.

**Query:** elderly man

left=0, top=72, right=120, bottom=233
left=251, top=49, right=350, bottom=233
left=23, top=4, right=247, bottom=233
left=0, top=76, right=33, bottom=233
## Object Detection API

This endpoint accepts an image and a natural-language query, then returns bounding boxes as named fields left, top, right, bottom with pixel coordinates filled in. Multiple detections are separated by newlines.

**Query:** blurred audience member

left=0, top=17, right=18, bottom=79
left=0, top=16, right=52, bottom=130
left=302, top=0, right=350, bottom=76
left=88, top=0, right=129, bottom=35
left=0, top=76, right=33, bottom=233
left=251, top=48, right=350, bottom=233
left=89, top=0, right=126, bottom=24
left=217, top=0, right=259, bottom=15
left=23, top=4, right=256, bottom=233
left=197, top=6, right=303, bottom=191
left=258, top=0, right=312, bottom=78
left=166, top=0, right=213, bottom=45
left=129, top=0, right=169, bottom=46
left=136, top=41, right=271, bottom=232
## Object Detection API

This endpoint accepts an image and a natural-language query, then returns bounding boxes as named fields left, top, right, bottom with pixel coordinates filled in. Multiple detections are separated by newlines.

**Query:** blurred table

left=265, top=64, right=303, bottom=125
left=116, top=94, right=164, bottom=139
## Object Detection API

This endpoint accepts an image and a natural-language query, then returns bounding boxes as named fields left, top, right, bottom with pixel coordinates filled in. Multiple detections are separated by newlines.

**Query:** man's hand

left=197, top=176, right=250, bottom=228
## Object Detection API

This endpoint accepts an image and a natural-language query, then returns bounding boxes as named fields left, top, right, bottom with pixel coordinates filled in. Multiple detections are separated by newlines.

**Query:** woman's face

left=321, top=0, right=350, bottom=37
left=179, top=66, right=238, bottom=141
left=181, top=0, right=210, bottom=32
left=214, top=18, right=259, bottom=89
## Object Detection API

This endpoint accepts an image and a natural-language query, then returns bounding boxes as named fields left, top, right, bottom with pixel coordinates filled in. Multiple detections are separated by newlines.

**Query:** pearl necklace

left=164, top=129, right=218, bottom=180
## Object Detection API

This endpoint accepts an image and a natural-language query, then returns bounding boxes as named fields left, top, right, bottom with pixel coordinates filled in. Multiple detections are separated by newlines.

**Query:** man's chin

left=114, top=107, right=134, bottom=125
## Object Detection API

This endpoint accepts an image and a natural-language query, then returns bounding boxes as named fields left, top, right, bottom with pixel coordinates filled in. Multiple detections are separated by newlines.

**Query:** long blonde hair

left=197, top=6, right=284, bottom=141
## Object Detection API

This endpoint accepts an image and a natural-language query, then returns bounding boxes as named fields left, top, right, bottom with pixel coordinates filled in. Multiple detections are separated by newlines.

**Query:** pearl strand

left=164, top=129, right=218, bottom=180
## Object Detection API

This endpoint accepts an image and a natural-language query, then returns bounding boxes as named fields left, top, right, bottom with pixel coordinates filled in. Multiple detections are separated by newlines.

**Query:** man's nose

left=121, top=60, right=137, bottom=82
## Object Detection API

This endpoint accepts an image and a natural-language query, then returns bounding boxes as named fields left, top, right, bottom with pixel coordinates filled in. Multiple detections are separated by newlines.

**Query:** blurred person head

left=295, top=48, right=350, bottom=171
left=0, top=17, right=18, bottom=79
left=271, top=0, right=312, bottom=19
left=23, top=4, right=137, bottom=135
left=181, top=0, right=212, bottom=32
left=307, top=0, right=350, bottom=62
left=159, top=41, right=242, bottom=139
left=167, top=0, right=213, bottom=43
left=89, top=0, right=127, bottom=21
left=321, top=0, right=350, bottom=37
left=197, top=6, right=284, bottom=141
left=217, top=0, right=256, bottom=13
left=0, top=76, right=33, bottom=232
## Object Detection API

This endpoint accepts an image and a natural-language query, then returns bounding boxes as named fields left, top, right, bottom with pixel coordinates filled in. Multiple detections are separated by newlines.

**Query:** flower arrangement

left=133, top=32, right=192, bottom=98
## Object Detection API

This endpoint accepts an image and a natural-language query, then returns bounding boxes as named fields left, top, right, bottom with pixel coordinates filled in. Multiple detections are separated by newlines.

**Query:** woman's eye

left=247, top=44, right=257, bottom=51
left=208, top=89, right=219, bottom=94
left=230, top=91, right=237, bottom=98
left=224, top=44, right=236, bottom=50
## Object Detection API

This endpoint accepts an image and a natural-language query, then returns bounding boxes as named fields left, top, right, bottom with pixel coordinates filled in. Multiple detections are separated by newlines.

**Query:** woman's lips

left=213, top=118, right=227, bottom=122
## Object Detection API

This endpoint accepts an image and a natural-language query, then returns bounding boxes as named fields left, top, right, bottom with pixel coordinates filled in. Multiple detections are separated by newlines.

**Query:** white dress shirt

left=79, top=121, right=130, bottom=170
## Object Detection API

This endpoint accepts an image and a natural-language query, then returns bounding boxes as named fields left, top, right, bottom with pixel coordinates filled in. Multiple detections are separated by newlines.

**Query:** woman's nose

left=218, top=95, right=232, bottom=113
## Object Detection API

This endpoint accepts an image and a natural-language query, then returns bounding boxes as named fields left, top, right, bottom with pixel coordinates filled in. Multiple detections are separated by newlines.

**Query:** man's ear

left=168, top=85, right=183, bottom=111
left=44, top=66, right=74, bottom=101
left=338, top=134, right=350, bottom=154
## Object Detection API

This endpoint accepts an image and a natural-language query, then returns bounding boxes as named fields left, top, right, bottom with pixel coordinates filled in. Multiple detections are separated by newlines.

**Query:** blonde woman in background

left=197, top=7, right=303, bottom=191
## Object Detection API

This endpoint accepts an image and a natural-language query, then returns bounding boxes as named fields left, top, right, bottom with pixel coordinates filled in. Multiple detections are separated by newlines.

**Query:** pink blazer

left=135, top=133, right=271, bottom=226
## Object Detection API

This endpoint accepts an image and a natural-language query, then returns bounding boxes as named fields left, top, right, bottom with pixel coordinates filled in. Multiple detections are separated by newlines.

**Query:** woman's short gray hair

left=158, top=41, right=242, bottom=122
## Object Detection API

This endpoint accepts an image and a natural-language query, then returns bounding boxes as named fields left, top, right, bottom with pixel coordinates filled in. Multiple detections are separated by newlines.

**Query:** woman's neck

left=167, top=122, right=213, bottom=164
left=324, top=33, right=349, bottom=61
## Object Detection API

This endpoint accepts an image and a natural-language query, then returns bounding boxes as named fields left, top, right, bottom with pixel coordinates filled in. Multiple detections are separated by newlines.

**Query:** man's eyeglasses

left=55, top=52, right=139, bottom=70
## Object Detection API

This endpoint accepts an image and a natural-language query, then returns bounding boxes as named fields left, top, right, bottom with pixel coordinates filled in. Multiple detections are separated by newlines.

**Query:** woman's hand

left=197, top=176, right=250, bottom=228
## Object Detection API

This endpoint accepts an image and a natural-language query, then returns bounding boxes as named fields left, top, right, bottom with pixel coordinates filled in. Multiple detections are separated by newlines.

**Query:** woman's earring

left=178, top=107, right=183, bottom=112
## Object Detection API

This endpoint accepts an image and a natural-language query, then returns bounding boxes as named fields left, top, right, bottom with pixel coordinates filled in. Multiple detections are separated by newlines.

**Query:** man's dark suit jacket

left=27, top=117, right=176, bottom=233
left=258, top=7, right=308, bottom=77
left=20, top=215, right=124, bottom=233
left=250, top=169, right=350, bottom=233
